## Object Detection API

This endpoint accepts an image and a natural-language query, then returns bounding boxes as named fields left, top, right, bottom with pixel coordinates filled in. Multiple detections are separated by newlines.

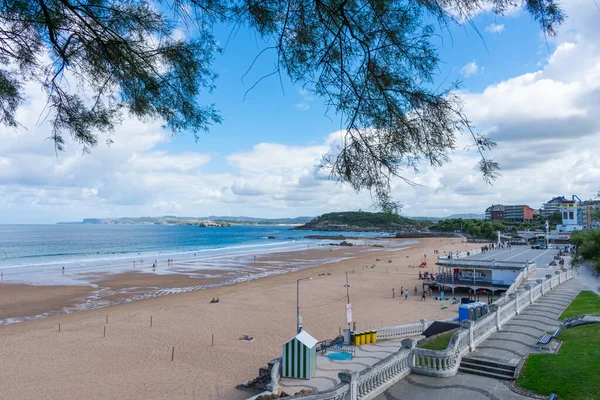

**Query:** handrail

left=284, top=269, right=574, bottom=400
left=356, top=348, right=411, bottom=400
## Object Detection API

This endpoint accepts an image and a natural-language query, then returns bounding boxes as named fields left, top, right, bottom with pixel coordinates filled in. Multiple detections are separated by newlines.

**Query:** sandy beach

left=0, top=237, right=479, bottom=399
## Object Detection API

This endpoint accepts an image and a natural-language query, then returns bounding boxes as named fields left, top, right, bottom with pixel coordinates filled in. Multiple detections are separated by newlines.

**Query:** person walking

left=392, top=288, right=395, bottom=298
left=404, top=289, right=409, bottom=300
left=414, top=286, right=418, bottom=296
left=421, top=291, right=427, bottom=301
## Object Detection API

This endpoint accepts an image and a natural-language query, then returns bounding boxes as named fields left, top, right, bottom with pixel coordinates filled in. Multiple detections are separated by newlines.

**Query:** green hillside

left=296, top=211, right=431, bottom=231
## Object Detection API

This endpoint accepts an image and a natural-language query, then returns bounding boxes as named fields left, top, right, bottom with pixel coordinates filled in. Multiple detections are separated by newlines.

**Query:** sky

left=1, top=1, right=600, bottom=224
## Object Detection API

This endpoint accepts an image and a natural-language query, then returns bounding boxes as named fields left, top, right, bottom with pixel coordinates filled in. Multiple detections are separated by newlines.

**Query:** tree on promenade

left=0, top=0, right=565, bottom=210
left=570, top=229, right=600, bottom=274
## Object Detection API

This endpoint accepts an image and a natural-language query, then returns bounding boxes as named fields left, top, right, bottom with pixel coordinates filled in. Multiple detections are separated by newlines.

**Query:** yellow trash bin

left=371, top=330, right=377, bottom=344
left=353, top=332, right=360, bottom=346
left=364, top=330, right=371, bottom=344
left=358, top=331, right=364, bottom=346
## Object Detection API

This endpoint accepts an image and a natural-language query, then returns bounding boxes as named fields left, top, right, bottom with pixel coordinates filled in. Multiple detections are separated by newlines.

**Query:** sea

left=0, top=225, right=418, bottom=325
left=0, top=224, right=409, bottom=286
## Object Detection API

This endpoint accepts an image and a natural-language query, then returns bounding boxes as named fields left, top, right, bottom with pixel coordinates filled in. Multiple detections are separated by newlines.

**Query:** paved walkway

left=472, top=278, right=579, bottom=364
left=279, top=339, right=405, bottom=394
left=377, top=273, right=585, bottom=400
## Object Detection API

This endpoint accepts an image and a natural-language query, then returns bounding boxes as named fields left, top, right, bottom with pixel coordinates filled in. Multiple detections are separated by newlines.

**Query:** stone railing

left=284, top=377, right=349, bottom=400
left=284, top=270, right=574, bottom=400
left=410, top=269, right=573, bottom=380
left=372, top=317, right=458, bottom=341
left=355, top=347, right=411, bottom=400
left=374, top=321, right=429, bottom=340
left=284, top=347, right=411, bottom=400
left=409, top=330, right=467, bottom=377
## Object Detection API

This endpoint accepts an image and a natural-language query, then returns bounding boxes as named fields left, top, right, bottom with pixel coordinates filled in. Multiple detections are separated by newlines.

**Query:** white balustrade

left=374, top=322, right=429, bottom=340
left=356, top=349, right=411, bottom=400
left=289, top=269, right=576, bottom=400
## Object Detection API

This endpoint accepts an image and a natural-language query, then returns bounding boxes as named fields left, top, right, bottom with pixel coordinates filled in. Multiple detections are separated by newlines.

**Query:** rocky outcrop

left=561, top=314, right=600, bottom=329
left=237, top=358, right=280, bottom=394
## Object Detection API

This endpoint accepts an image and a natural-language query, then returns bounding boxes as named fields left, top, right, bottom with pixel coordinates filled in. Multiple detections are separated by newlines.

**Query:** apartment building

left=485, top=204, right=534, bottom=222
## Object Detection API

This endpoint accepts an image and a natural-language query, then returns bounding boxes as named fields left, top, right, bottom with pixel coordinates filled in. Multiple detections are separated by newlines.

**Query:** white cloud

left=485, top=23, right=505, bottom=34
left=2, top=1, right=600, bottom=223
left=296, top=102, right=311, bottom=111
left=461, top=61, right=480, bottom=77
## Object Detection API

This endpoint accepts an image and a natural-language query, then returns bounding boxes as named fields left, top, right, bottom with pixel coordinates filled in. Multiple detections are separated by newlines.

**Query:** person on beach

left=421, top=291, right=427, bottom=301
left=404, top=289, right=409, bottom=300
left=414, top=286, right=418, bottom=296
left=392, top=288, right=395, bottom=298
left=62, top=266, right=65, bottom=274
left=400, top=286, right=403, bottom=297
left=210, top=298, right=216, bottom=303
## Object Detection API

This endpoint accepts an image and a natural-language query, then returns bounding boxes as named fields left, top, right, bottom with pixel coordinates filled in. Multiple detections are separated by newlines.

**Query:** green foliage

left=429, top=217, right=544, bottom=240
left=0, top=0, right=565, bottom=206
left=517, top=299, right=600, bottom=399
left=570, top=229, right=600, bottom=274
left=559, top=291, right=600, bottom=320
left=303, top=211, right=430, bottom=229
left=419, top=331, right=453, bottom=350
left=549, top=211, right=563, bottom=227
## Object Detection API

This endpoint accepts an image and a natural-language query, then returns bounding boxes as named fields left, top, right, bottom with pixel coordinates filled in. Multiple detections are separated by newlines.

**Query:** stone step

left=458, top=366, right=515, bottom=380
left=460, top=361, right=516, bottom=377
left=461, top=357, right=517, bottom=372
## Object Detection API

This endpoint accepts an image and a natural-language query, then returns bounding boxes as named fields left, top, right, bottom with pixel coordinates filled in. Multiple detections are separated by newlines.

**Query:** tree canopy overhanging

left=0, top=0, right=565, bottom=211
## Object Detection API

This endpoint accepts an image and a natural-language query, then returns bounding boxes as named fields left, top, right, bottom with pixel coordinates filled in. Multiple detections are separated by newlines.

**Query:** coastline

left=0, top=237, right=411, bottom=324
left=0, top=237, right=480, bottom=400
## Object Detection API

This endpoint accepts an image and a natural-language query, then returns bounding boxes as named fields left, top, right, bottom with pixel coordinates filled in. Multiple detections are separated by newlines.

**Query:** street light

left=297, top=276, right=311, bottom=334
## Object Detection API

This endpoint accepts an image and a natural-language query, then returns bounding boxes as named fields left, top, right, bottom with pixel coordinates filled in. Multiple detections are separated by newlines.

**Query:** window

left=569, top=211, right=574, bottom=220
left=563, top=212, right=568, bottom=219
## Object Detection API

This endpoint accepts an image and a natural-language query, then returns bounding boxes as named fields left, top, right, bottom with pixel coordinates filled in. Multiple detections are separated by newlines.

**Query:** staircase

left=459, top=357, right=517, bottom=380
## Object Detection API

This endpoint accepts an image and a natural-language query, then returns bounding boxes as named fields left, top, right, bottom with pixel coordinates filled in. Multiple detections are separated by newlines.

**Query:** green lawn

left=419, top=331, right=454, bottom=350
left=517, top=291, right=600, bottom=400
left=559, top=290, right=600, bottom=319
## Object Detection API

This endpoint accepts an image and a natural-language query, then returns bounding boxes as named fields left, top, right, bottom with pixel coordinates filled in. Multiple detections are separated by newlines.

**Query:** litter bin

left=364, top=330, right=371, bottom=344
left=370, top=330, right=377, bottom=344
left=353, top=331, right=360, bottom=346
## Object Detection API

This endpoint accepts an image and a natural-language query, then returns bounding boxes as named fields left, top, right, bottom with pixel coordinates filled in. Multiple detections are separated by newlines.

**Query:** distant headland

left=57, top=216, right=314, bottom=226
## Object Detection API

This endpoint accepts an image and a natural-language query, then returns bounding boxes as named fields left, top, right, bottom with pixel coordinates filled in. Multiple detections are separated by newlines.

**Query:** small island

left=294, top=211, right=432, bottom=233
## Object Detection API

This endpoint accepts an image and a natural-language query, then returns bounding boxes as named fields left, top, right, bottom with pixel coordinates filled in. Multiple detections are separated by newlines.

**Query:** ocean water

left=0, top=224, right=400, bottom=286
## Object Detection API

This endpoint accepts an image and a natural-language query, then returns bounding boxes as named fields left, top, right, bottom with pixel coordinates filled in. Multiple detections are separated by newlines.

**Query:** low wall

left=281, top=269, right=575, bottom=400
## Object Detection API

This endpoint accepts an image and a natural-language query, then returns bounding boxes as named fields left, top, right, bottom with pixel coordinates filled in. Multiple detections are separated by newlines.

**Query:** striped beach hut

left=281, top=330, right=318, bottom=379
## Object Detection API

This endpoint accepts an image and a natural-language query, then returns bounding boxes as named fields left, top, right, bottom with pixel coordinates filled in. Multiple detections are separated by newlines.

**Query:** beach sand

left=0, top=237, right=478, bottom=399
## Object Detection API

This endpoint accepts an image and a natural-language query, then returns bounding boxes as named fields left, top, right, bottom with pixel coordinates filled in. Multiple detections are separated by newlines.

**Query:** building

left=485, top=204, right=534, bottom=222
left=556, top=196, right=583, bottom=232
left=505, top=205, right=534, bottom=222
left=435, top=258, right=532, bottom=296
left=485, top=205, right=505, bottom=221
left=541, top=196, right=565, bottom=218
left=581, top=199, right=600, bottom=228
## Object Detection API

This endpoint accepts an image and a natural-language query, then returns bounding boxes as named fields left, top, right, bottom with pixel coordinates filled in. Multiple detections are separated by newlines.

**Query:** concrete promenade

left=279, top=339, right=405, bottom=394
left=377, top=273, right=584, bottom=400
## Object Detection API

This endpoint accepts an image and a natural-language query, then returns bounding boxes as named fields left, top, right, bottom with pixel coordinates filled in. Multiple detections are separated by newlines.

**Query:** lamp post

left=297, top=277, right=311, bottom=334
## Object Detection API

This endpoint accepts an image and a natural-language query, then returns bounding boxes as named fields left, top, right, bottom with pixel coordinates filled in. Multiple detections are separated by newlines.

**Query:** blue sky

left=2, top=1, right=600, bottom=223
left=161, top=9, right=549, bottom=158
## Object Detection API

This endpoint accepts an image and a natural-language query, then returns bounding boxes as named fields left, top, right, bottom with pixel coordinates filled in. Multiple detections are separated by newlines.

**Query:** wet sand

left=0, top=237, right=479, bottom=399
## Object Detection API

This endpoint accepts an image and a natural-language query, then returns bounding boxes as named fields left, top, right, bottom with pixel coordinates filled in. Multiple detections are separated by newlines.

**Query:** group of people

left=392, top=285, right=431, bottom=301
left=210, top=297, right=220, bottom=303
left=418, top=271, right=438, bottom=281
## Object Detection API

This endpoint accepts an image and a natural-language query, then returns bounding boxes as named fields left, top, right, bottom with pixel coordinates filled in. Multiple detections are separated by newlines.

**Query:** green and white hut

left=281, top=330, right=318, bottom=379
